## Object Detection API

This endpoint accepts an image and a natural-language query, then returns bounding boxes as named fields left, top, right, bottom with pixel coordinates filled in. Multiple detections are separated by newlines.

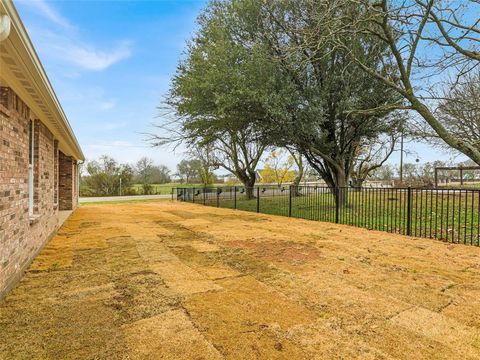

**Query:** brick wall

left=33, top=120, right=56, bottom=214
left=54, top=140, right=59, bottom=205
left=0, top=87, right=72, bottom=299
left=59, top=151, right=74, bottom=210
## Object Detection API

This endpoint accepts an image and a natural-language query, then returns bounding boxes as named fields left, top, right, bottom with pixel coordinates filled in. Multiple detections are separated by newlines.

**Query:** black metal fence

left=175, top=185, right=480, bottom=246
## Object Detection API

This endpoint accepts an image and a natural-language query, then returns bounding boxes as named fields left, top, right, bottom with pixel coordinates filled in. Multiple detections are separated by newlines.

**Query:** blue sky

left=15, top=0, right=466, bottom=172
left=15, top=0, right=207, bottom=170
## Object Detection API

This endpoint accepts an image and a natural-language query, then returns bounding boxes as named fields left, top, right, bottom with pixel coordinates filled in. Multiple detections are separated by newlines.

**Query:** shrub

left=123, top=187, right=138, bottom=196
left=79, top=185, right=96, bottom=197
left=142, top=183, right=153, bottom=195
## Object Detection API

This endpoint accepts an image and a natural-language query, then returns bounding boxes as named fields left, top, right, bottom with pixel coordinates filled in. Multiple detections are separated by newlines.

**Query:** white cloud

left=17, top=1, right=132, bottom=71
left=87, top=141, right=135, bottom=149
left=17, top=0, right=72, bottom=29
left=99, top=100, right=116, bottom=111
left=65, top=41, right=132, bottom=71
left=96, top=121, right=127, bottom=131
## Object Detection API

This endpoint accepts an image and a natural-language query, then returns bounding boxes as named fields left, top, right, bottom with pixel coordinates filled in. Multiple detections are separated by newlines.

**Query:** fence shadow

left=175, top=185, right=480, bottom=246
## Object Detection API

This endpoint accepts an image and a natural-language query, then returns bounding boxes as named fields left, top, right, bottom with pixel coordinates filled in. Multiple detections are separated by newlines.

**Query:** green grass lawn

left=131, top=183, right=178, bottom=195
left=80, top=198, right=171, bottom=205
left=131, top=183, right=227, bottom=195
left=439, top=182, right=480, bottom=189
left=189, top=188, right=480, bottom=245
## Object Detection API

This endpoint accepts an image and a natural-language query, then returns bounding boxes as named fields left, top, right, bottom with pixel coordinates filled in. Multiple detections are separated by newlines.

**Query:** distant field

left=131, top=183, right=227, bottom=195
left=438, top=182, right=480, bottom=189
left=131, top=183, right=177, bottom=195
left=80, top=183, right=230, bottom=197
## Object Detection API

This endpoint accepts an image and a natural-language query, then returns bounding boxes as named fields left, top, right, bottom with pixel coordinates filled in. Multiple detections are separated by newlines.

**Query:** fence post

left=288, top=185, right=292, bottom=217
left=234, top=186, right=237, bottom=209
left=192, top=187, right=195, bottom=203
left=407, top=186, right=412, bottom=236
left=203, top=187, right=206, bottom=205
left=256, top=187, right=260, bottom=213
left=216, top=187, right=220, bottom=207
left=335, top=187, right=339, bottom=224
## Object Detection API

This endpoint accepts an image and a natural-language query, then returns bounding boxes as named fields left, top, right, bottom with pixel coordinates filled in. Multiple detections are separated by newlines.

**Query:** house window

left=28, top=119, right=34, bottom=215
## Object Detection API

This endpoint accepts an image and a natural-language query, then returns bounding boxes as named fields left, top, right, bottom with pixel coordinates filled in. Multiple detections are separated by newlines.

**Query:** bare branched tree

left=147, top=113, right=265, bottom=199
left=315, top=0, right=480, bottom=163
left=420, top=71, right=480, bottom=150
left=187, top=145, right=217, bottom=186
left=351, top=134, right=398, bottom=188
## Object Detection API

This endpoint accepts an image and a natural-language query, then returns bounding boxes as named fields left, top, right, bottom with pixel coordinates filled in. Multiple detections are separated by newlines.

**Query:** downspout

left=0, top=14, right=11, bottom=42
left=76, top=160, right=84, bottom=207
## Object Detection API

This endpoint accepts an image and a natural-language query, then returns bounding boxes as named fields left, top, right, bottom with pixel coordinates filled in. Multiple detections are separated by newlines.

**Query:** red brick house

left=0, top=1, right=84, bottom=299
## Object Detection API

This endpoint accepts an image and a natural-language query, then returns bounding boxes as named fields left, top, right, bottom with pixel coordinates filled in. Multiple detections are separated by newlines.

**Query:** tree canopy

left=151, top=0, right=402, bottom=202
left=195, top=1, right=402, bottom=196
left=320, top=0, right=480, bottom=163
left=150, top=0, right=478, bottom=198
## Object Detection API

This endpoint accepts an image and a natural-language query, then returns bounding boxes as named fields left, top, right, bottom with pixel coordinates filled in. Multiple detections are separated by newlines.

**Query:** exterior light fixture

left=0, top=14, right=11, bottom=41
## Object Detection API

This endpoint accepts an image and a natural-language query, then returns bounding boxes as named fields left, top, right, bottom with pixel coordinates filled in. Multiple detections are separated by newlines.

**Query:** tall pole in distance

left=256, top=187, right=260, bottom=213
left=406, top=186, right=412, bottom=236
left=288, top=185, right=292, bottom=217
left=234, top=186, right=237, bottom=209
left=399, top=130, right=404, bottom=184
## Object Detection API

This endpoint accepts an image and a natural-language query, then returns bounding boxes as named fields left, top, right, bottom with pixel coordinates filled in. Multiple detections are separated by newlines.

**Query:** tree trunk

left=335, top=170, right=348, bottom=208
left=244, top=177, right=256, bottom=200
left=317, top=168, right=348, bottom=208
left=292, top=159, right=304, bottom=197
left=302, top=154, right=349, bottom=208
left=351, top=177, right=364, bottom=191
left=245, top=186, right=255, bottom=200
left=238, top=172, right=256, bottom=200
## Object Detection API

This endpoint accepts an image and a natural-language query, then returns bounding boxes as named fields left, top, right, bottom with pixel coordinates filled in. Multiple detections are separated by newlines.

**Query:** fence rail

left=175, top=185, right=480, bottom=246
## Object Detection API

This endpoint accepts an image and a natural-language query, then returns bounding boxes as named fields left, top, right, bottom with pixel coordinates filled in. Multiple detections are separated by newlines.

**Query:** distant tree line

left=369, top=160, right=479, bottom=186
left=80, top=155, right=172, bottom=196
left=175, top=158, right=218, bottom=185
left=80, top=155, right=222, bottom=197
left=80, top=155, right=136, bottom=197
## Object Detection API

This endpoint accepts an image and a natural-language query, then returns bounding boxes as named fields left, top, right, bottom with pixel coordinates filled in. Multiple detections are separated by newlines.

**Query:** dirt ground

left=1, top=201, right=480, bottom=359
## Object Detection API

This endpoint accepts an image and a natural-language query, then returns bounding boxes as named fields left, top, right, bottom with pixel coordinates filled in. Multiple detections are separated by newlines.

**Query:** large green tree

left=205, top=0, right=402, bottom=204
left=150, top=1, right=282, bottom=198
left=152, top=0, right=402, bottom=204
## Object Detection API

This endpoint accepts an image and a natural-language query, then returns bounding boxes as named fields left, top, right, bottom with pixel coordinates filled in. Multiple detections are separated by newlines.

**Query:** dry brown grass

left=1, top=201, right=480, bottom=359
